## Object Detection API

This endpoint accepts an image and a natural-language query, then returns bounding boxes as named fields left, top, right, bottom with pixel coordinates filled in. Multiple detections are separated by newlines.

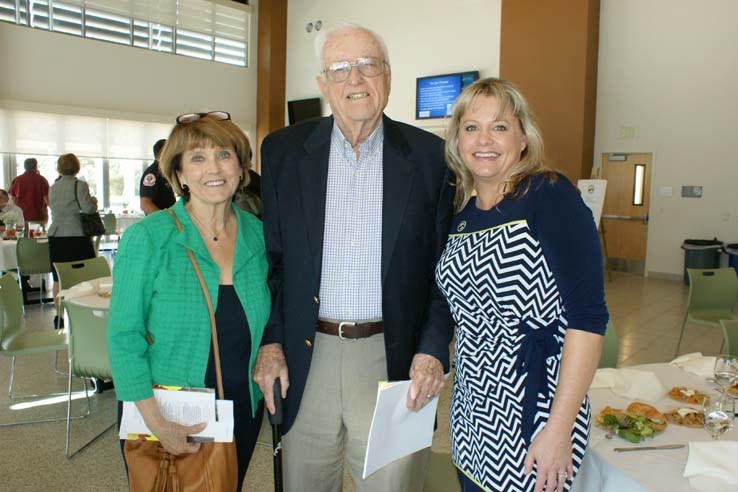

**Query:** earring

left=239, top=174, right=243, bottom=181
left=181, top=183, right=190, bottom=194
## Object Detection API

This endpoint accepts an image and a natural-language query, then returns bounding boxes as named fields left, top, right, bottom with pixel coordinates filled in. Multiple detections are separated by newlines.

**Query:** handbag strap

left=73, top=179, right=83, bottom=212
left=166, top=208, right=226, bottom=401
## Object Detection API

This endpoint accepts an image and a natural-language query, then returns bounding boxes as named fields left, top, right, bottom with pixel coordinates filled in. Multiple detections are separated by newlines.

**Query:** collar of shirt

left=331, top=120, right=384, bottom=166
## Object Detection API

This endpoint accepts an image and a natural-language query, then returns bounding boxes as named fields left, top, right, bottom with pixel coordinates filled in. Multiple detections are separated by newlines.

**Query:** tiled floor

left=0, top=272, right=726, bottom=491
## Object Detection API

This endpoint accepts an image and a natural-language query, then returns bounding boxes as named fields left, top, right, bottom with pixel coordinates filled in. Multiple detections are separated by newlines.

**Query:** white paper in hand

left=362, top=380, right=439, bottom=479
left=119, top=388, right=234, bottom=442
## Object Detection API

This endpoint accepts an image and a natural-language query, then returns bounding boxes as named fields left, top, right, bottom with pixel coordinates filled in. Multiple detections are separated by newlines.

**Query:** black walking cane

left=268, top=378, right=284, bottom=492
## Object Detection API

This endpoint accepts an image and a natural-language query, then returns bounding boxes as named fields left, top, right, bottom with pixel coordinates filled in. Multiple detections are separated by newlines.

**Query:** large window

left=109, top=158, right=146, bottom=213
left=1, top=109, right=171, bottom=215
left=7, top=153, right=146, bottom=215
left=15, top=153, right=60, bottom=187
left=0, top=0, right=250, bottom=66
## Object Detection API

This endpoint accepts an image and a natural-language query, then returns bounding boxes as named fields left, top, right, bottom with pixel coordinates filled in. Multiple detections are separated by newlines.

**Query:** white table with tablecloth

left=59, top=276, right=112, bottom=310
left=572, top=362, right=738, bottom=492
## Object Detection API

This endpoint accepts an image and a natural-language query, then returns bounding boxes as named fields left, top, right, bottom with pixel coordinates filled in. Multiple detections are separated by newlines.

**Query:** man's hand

left=252, top=343, right=289, bottom=415
left=406, top=353, right=444, bottom=411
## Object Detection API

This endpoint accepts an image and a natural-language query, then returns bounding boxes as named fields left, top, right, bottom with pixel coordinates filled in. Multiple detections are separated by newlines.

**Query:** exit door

left=600, top=153, right=652, bottom=275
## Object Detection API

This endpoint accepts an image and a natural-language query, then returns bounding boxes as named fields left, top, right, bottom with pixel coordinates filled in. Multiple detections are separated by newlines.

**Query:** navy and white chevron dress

left=435, top=174, right=608, bottom=492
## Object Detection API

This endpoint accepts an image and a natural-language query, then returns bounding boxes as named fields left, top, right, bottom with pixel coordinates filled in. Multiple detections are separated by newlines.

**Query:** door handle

left=602, top=214, right=649, bottom=224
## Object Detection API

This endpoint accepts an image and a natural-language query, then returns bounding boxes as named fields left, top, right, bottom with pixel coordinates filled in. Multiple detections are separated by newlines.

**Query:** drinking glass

left=713, top=354, right=738, bottom=398
left=702, top=397, right=735, bottom=440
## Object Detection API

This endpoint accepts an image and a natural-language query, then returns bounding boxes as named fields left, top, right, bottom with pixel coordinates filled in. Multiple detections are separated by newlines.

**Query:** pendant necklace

left=189, top=210, right=227, bottom=242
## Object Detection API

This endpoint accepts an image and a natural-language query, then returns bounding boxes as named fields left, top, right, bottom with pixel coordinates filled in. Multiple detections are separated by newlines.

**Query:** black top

left=139, top=161, right=175, bottom=210
left=447, top=173, right=609, bottom=334
left=205, top=285, right=251, bottom=404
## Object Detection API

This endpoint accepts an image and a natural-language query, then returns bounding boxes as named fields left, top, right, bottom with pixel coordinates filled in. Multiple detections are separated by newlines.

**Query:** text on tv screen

left=416, top=71, right=479, bottom=120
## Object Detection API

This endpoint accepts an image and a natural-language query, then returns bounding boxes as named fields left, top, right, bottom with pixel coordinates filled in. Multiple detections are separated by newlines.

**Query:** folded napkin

left=58, top=281, right=96, bottom=301
left=670, top=352, right=716, bottom=379
left=590, top=367, right=668, bottom=402
left=683, top=441, right=738, bottom=492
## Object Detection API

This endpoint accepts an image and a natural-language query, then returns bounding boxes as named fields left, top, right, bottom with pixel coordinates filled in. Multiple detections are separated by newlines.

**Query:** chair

left=674, top=268, right=738, bottom=357
left=102, top=213, right=118, bottom=238
left=64, top=302, right=116, bottom=458
left=53, top=256, right=111, bottom=291
left=720, top=319, right=738, bottom=357
left=423, top=451, right=460, bottom=492
left=15, top=237, right=53, bottom=304
left=0, top=273, right=71, bottom=426
left=598, top=320, right=619, bottom=369
left=95, top=213, right=119, bottom=257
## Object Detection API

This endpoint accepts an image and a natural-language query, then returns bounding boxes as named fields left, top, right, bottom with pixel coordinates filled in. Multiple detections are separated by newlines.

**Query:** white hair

left=313, top=22, right=390, bottom=73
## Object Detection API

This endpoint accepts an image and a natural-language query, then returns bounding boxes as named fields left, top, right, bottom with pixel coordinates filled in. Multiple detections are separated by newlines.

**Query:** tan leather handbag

left=123, top=209, right=238, bottom=492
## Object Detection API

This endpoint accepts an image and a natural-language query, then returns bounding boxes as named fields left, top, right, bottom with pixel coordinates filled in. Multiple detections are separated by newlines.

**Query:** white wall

left=284, top=0, right=501, bottom=133
left=0, top=2, right=259, bottom=132
left=595, top=0, right=738, bottom=276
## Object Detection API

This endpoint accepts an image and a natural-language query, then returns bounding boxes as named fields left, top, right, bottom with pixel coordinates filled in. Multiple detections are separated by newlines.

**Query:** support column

left=500, top=0, right=600, bottom=180
left=255, top=0, right=288, bottom=172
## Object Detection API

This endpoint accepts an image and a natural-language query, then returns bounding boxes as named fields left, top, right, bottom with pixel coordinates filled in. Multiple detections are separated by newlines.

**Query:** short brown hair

left=159, top=115, right=252, bottom=198
left=445, top=77, right=555, bottom=212
left=24, top=158, right=38, bottom=171
left=57, top=153, right=81, bottom=176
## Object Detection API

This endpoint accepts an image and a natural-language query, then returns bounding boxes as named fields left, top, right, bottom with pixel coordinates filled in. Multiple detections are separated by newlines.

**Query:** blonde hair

left=445, top=77, right=555, bottom=212
left=57, top=153, right=81, bottom=175
left=159, top=115, right=252, bottom=199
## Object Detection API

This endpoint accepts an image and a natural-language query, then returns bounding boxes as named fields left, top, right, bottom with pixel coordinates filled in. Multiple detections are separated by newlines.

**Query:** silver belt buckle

left=338, top=321, right=356, bottom=340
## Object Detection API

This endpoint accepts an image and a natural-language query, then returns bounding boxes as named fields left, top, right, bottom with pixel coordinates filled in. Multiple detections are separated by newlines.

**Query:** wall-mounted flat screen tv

left=288, top=97, right=322, bottom=125
left=416, top=71, right=479, bottom=120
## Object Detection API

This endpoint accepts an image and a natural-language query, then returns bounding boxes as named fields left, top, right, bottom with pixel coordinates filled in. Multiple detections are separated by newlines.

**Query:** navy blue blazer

left=260, top=114, right=455, bottom=433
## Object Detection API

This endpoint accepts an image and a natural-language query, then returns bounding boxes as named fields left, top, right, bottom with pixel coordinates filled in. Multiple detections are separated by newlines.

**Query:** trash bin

left=682, top=238, right=723, bottom=285
left=725, top=243, right=738, bottom=277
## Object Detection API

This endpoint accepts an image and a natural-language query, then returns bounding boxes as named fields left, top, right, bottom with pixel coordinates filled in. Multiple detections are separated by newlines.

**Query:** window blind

left=0, top=0, right=250, bottom=66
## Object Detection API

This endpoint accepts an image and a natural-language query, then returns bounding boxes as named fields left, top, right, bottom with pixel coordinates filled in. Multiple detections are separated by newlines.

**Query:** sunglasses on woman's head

left=175, top=111, right=231, bottom=124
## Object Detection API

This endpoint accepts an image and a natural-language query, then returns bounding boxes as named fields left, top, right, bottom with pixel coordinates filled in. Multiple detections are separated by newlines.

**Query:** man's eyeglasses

left=176, top=111, right=231, bottom=124
left=321, top=57, right=388, bottom=83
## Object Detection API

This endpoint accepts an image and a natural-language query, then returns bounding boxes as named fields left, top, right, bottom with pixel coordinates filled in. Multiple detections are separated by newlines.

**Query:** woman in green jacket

left=107, top=112, right=270, bottom=489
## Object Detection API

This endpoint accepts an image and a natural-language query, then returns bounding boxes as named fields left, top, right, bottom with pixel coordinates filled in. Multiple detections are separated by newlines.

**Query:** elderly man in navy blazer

left=253, top=22, right=454, bottom=492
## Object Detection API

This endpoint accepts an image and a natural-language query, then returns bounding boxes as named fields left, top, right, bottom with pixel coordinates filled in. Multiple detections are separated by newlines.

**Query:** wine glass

left=702, top=397, right=735, bottom=440
left=713, top=354, right=738, bottom=398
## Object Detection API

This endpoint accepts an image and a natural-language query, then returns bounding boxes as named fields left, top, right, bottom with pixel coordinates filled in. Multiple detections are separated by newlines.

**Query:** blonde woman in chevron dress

left=435, top=78, right=608, bottom=492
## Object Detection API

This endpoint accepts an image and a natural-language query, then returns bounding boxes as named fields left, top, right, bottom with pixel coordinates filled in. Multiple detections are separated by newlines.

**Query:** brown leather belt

left=316, top=320, right=384, bottom=339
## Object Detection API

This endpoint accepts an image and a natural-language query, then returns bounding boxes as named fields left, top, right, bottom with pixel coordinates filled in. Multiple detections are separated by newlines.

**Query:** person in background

left=253, top=22, right=454, bottom=492
left=139, top=138, right=175, bottom=215
left=9, top=157, right=49, bottom=230
left=234, top=169, right=262, bottom=218
left=108, top=112, right=270, bottom=489
left=435, top=77, right=608, bottom=492
left=0, top=189, right=26, bottom=228
left=47, top=153, right=98, bottom=329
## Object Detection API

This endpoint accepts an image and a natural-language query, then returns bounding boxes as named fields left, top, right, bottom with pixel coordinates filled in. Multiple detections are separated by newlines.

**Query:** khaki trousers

left=283, top=332, right=430, bottom=492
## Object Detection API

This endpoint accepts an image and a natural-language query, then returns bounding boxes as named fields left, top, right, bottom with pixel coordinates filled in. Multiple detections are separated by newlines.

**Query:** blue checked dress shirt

left=318, top=122, right=384, bottom=321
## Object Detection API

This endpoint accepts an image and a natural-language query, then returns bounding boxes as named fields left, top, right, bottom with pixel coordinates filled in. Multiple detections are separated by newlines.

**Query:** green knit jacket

left=107, top=199, right=270, bottom=415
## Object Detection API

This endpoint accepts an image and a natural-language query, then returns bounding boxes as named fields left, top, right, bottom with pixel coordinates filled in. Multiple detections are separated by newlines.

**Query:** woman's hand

left=134, top=397, right=206, bottom=456
left=524, top=425, right=573, bottom=492
left=525, top=329, right=603, bottom=491
left=148, top=419, right=207, bottom=456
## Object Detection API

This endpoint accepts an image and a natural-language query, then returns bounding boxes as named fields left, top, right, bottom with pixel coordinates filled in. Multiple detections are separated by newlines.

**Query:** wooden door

left=600, top=153, right=652, bottom=275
